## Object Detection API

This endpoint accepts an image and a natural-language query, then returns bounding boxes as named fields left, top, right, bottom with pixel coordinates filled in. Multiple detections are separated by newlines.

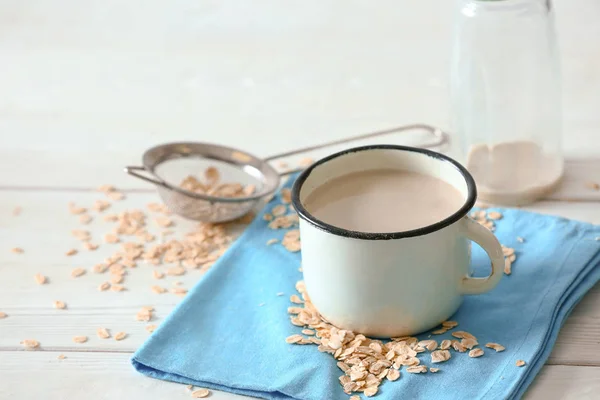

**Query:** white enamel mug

left=291, top=145, right=504, bottom=338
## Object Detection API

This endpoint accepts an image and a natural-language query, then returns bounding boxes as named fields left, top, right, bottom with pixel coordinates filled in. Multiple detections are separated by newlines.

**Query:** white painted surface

left=0, top=0, right=598, bottom=398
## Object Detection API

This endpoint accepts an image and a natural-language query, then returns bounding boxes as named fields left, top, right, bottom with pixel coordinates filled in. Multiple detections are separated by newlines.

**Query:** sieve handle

left=124, top=166, right=169, bottom=188
left=264, top=123, right=449, bottom=177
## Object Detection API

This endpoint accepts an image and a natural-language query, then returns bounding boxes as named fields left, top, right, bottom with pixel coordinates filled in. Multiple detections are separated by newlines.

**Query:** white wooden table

left=1, top=1, right=599, bottom=399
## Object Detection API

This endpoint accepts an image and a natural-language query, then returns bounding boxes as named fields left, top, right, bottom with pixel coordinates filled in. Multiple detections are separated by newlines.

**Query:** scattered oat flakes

left=0, top=312, right=7, bottom=319
left=69, top=204, right=87, bottom=215
left=407, top=365, right=428, bottom=374
left=430, top=368, right=439, bottom=373
left=151, top=286, right=167, bottom=294
left=72, top=229, right=90, bottom=240
left=280, top=188, right=292, bottom=204
left=290, top=294, right=303, bottom=304
left=431, top=350, right=451, bottom=363
left=286, top=334, right=303, bottom=344
left=103, top=214, right=118, bottom=222
left=451, top=341, right=467, bottom=353
left=72, top=336, right=88, bottom=344
left=461, top=338, right=478, bottom=349
left=266, top=239, right=278, bottom=246
left=57, top=354, right=66, bottom=360
left=111, top=274, right=124, bottom=284
left=108, top=191, right=125, bottom=201
left=504, top=258, right=512, bottom=275
left=65, top=248, right=78, bottom=256
left=34, top=274, right=47, bottom=285
left=387, top=368, right=400, bottom=381
left=92, top=199, right=111, bottom=212
left=364, top=386, right=378, bottom=397
left=146, top=324, right=157, bottom=333
left=98, top=184, right=116, bottom=193
left=349, top=396, right=361, bottom=400
left=53, top=301, right=66, bottom=309
left=452, top=331, right=476, bottom=340
left=136, top=308, right=153, bottom=322
left=502, top=246, right=515, bottom=257
left=517, top=236, right=525, bottom=243
left=79, top=214, right=92, bottom=224
left=152, top=270, right=165, bottom=280
left=485, top=343, right=505, bottom=352
left=442, top=320, right=458, bottom=329
left=97, top=328, right=111, bottom=339
left=167, top=266, right=185, bottom=276
left=487, top=211, right=503, bottom=220
left=83, top=242, right=99, bottom=251
left=516, top=360, right=526, bottom=367
left=272, top=205, right=287, bottom=217
left=263, top=213, right=273, bottom=221
left=21, top=339, right=40, bottom=349
left=104, top=233, right=120, bottom=244
left=439, top=340, right=452, bottom=350
left=110, top=284, right=126, bottom=292
left=114, top=332, right=127, bottom=341
left=11, top=247, right=24, bottom=254
left=191, top=388, right=211, bottom=398
left=98, top=282, right=111, bottom=291
left=468, top=348, right=484, bottom=358
left=71, top=267, right=86, bottom=278
left=171, top=287, right=188, bottom=296
left=432, top=328, right=448, bottom=335
left=154, top=216, right=173, bottom=228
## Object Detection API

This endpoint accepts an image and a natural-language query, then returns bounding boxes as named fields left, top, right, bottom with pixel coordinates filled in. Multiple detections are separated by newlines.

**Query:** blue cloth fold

left=132, top=177, right=600, bottom=400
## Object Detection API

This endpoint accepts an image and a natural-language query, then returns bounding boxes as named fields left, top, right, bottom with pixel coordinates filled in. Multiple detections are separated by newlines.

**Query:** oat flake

left=485, top=343, right=506, bottom=352
left=73, top=336, right=88, bottom=344
left=21, top=339, right=40, bottom=349
left=97, top=328, right=111, bottom=339
left=53, top=301, right=66, bottom=309
left=191, top=388, right=211, bottom=398
left=387, top=368, right=400, bottom=381
left=34, top=274, right=47, bottom=285
left=431, top=350, right=451, bottom=363
left=71, top=268, right=86, bottom=278
left=468, top=348, right=484, bottom=358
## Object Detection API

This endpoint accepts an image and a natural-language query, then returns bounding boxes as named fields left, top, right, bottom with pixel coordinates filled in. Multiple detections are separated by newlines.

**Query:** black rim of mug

left=291, top=144, right=477, bottom=240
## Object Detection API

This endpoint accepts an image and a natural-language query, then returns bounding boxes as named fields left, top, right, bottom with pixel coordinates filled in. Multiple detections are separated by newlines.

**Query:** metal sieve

left=124, top=123, right=449, bottom=223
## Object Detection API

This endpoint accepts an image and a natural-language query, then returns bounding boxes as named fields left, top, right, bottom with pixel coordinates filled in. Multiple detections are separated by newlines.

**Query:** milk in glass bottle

left=451, top=0, right=563, bottom=206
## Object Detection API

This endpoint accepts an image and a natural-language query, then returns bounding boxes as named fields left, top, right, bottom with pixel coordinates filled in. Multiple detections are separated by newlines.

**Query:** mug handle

left=459, top=216, right=504, bottom=295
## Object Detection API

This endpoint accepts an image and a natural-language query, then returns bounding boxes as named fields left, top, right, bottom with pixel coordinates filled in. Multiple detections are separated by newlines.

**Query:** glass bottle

left=450, top=0, right=563, bottom=206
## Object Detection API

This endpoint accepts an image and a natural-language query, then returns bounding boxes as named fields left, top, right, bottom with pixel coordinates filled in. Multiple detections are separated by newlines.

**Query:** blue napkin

left=132, top=177, right=600, bottom=400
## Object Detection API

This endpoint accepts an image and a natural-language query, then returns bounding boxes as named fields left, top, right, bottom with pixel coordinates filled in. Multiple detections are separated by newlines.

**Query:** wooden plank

left=0, top=351, right=244, bottom=399
left=0, top=351, right=598, bottom=399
